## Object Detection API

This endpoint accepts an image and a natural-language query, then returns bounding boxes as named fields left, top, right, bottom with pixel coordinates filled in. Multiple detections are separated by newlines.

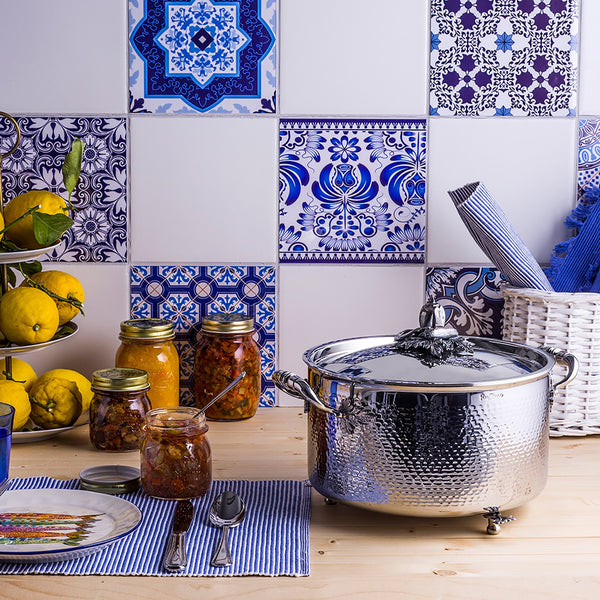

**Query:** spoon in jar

left=199, top=371, right=246, bottom=415
left=209, top=490, right=246, bottom=567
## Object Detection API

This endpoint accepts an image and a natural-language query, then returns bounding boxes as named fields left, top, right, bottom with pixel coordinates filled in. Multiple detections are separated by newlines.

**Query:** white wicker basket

left=501, top=286, right=600, bottom=437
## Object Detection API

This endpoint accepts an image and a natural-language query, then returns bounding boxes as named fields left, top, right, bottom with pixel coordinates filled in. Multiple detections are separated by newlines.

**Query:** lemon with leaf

left=0, top=380, right=31, bottom=431
left=0, top=357, right=37, bottom=391
left=0, top=287, right=60, bottom=345
left=29, top=376, right=82, bottom=429
left=22, top=270, right=85, bottom=325
left=35, top=369, right=92, bottom=413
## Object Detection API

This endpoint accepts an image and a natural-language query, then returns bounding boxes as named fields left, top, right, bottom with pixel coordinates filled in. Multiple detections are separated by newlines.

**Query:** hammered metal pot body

left=306, top=372, right=550, bottom=517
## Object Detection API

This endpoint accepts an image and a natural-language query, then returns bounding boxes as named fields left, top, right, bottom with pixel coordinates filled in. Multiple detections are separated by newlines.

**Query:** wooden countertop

left=4, top=407, right=600, bottom=599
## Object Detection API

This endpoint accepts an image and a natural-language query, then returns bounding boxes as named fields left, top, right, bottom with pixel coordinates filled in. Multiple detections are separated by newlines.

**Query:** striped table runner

left=0, top=477, right=311, bottom=576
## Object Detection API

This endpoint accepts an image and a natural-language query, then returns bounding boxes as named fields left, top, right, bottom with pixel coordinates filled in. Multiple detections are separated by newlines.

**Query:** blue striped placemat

left=0, top=477, right=311, bottom=576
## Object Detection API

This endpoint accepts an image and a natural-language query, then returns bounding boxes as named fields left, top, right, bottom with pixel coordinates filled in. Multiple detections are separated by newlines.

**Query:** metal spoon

left=200, top=371, right=246, bottom=415
left=209, top=491, right=246, bottom=567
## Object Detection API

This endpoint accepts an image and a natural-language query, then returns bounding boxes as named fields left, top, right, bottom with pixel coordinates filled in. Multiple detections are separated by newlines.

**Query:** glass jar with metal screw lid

left=89, top=367, right=151, bottom=452
left=115, top=318, right=180, bottom=409
left=193, top=313, right=261, bottom=421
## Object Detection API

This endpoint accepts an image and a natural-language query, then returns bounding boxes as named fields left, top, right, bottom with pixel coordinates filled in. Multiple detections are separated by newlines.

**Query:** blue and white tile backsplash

left=0, top=0, right=597, bottom=405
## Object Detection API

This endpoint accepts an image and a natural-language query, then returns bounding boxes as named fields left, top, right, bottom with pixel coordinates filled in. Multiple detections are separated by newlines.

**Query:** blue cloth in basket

left=0, top=477, right=311, bottom=577
left=448, top=182, right=553, bottom=291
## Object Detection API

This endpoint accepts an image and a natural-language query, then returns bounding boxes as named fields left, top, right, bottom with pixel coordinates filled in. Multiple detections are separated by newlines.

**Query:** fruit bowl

left=0, top=322, right=78, bottom=357
left=13, top=411, right=88, bottom=444
left=0, top=242, right=61, bottom=265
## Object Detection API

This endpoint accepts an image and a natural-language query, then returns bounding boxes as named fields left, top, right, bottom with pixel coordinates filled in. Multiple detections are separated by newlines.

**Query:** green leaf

left=0, top=240, right=24, bottom=252
left=62, top=138, right=85, bottom=206
left=32, top=212, right=74, bottom=246
left=10, top=260, right=43, bottom=277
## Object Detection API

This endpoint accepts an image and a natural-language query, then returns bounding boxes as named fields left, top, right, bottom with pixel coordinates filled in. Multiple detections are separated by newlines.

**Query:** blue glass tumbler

left=0, top=403, right=14, bottom=496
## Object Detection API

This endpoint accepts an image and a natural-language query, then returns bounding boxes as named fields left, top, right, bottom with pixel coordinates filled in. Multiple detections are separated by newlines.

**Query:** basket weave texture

left=501, top=286, right=600, bottom=437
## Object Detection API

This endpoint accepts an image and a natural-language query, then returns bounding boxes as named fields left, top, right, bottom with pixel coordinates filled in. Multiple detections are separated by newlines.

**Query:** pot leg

left=482, top=506, right=515, bottom=535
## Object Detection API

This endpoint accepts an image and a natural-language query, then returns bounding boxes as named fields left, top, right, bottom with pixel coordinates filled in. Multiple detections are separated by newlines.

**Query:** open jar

left=115, top=318, right=180, bottom=409
left=140, top=407, right=212, bottom=500
left=193, top=313, right=261, bottom=421
left=89, top=368, right=151, bottom=452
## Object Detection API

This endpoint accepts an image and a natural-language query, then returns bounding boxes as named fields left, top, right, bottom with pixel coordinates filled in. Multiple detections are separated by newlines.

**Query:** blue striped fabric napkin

left=0, top=477, right=311, bottom=577
left=448, top=182, right=554, bottom=291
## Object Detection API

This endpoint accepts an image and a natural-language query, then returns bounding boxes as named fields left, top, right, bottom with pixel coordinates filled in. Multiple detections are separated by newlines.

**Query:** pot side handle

left=272, top=370, right=338, bottom=415
left=541, top=347, right=579, bottom=390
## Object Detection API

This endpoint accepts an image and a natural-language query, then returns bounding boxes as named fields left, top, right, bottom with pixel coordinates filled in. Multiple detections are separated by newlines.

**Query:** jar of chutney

left=193, top=313, right=261, bottom=420
left=115, top=318, right=180, bottom=409
left=140, top=407, right=212, bottom=500
left=89, top=368, right=151, bottom=452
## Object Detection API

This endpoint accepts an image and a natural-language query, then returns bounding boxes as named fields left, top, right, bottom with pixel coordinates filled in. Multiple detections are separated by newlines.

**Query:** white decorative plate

left=0, top=322, right=78, bottom=357
left=0, top=242, right=60, bottom=264
left=12, top=416, right=87, bottom=444
left=0, top=489, right=141, bottom=563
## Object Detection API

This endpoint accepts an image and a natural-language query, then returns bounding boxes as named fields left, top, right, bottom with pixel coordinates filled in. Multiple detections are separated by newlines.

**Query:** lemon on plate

left=22, top=270, right=85, bottom=325
left=0, top=380, right=32, bottom=431
left=0, top=287, right=60, bottom=346
left=3, top=189, right=69, bottom=249
left=0, top=357, right=37, bottom=391
left=35, top=368, right=92, bottom=413
left=0, top=211, right=4, bottom=243
left=29, top=376, right=82, bottom=429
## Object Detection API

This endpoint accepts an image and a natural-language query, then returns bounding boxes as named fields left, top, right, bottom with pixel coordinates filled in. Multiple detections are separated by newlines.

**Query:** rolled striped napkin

left=0, top=477, right=311, bottom=577
left=448, top=182, right=553, bottom=291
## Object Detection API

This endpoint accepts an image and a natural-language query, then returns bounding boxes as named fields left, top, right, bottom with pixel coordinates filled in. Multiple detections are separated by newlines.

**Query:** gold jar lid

left=91, top=368, right=149, bottom=391
left=201, top=313, right=254, bottom=334
left=119, top=318, right=175, bottom=340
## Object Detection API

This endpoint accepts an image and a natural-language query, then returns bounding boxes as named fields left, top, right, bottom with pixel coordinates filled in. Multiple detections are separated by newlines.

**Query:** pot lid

left=303, top=298, right=554, bottom=392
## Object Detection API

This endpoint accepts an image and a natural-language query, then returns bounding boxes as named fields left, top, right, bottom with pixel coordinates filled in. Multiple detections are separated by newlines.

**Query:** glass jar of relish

left=193, top=313, right=261, bottom=421
left=140, top=407, right=212, bottom=500
left=115, top=318, right=180, bottom=409
left=89, top=368, right=151, bottom=452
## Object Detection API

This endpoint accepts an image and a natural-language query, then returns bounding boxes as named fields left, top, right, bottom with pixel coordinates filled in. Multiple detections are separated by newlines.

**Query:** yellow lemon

left=36, top=369, right=93, bottom=413
left=0, top=211, right=4, bottom=243
left=22, top=271, right=85, bottom=325
left=0, top=287, right=60, bottom=346
left=3, top=190, right=69, bottom=249
left=29, top=376, right=82, bottom=429
left=0, top=358, right=37, bottom=391
left=0, top=380, right=31, bottom=431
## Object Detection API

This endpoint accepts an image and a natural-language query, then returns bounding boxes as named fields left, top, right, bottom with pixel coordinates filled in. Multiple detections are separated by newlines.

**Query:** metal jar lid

left=91, top=368, right=149, bottom=392
left=302, top=298, right=556, bottom=393
left=119, top=318, right=175, bottom=340
left=201, top=313, right=254, bottom=334
left=79, top=465, right=141, bottom=495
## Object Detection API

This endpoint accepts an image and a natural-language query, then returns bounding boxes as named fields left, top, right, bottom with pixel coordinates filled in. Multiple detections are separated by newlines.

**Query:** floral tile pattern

left=279, top=119, right=427, bottom=263
left=0, top=116, right=127, bottom=262
left=426, top=266, right=505, bottom=338
left=130, top=265, right=276, bottom=407
left=129, top=0, right=277, bottom=114
left=430, top=0, right=579, bottom=116
left=578, top=119, right=600, bottom=201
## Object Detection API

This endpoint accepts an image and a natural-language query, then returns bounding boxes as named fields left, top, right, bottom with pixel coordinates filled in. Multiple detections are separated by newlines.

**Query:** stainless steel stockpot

left=273, top=299, right=578, bottom=532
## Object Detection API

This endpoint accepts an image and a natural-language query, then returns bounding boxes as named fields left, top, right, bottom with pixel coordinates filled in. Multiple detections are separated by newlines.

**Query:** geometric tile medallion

left=129, top=0, right=277, bottom=114
left=130, top=265, right=276, bottom=407
left=279, top=119, right=427, bottom=263
left=0, top=116, right=127, bottom=262
left=430, top=0, right=579, bottom=116
left=578, top=119, right=600, bottom=202
left=426, top=266, right=506, bottom=339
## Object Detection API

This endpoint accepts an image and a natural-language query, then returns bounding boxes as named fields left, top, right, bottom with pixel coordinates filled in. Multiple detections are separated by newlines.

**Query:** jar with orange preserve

left=140, top=407, right=212, bottom=500
left=115, top=318, right=180, bottom=409
left=89, top=368, right=151, bottom=452
left=193, top=313, right=261, bottom=421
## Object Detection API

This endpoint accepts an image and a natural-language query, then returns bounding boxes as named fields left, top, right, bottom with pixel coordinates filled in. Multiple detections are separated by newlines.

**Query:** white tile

left=579, top=0, right=600, bottom=115
left=130, top=116, right=278, bottom=264
left=0, top=0, right=127, bottom=114
left=279, top=0, right=428, bottom=116
left=276, top=264, right=425, bottom=406
left=25, top=264, right=130, bottom=381
left=427, top=118, right=577, bottom=265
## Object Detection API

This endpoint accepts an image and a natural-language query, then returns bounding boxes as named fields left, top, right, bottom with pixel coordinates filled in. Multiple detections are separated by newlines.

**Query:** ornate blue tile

left=426, top=267, right=505, bottom=338
left=129, top=0, right=277, bottom=114
left=279, top=119, right=427, bottom=263
left=130, top=265, right=276, bottom=407
left=0, top=116, right=127, bottom=262
left=578, top=119, right=600, bottom=200
left=430, top=0, right=579, bottom=116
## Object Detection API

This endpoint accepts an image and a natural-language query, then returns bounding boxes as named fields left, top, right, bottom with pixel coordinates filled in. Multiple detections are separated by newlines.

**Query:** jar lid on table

left=119, top=318, right=175, bottom=340
left=201, top=313, right=254, bottom=334
left=91, top=367, right=149, bottom=391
